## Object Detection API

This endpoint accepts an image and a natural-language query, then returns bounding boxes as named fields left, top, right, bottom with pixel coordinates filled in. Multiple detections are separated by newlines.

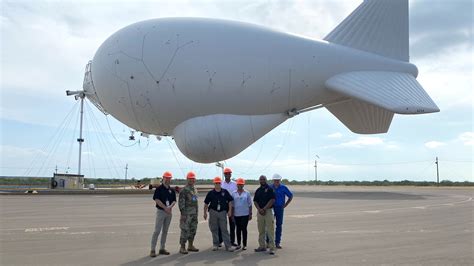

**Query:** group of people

left=149, top=167, right=293, bottom=257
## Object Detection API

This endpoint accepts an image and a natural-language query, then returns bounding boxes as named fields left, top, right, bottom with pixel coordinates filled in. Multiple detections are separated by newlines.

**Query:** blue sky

left=1, top=0, right=472, bottom=182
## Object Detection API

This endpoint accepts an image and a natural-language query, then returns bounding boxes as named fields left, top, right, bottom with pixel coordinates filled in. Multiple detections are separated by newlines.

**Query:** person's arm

left=178, top=189, right=187, bottom=222
left=155, top=199, right=167, bottom=209
left=168, top=191, right=177, bottom=211
left=247, top=192, right=253, bottom=220
left=263, top=198, right=275, bottom=210
left=203, top=204, right=209, bottom=220
left=228, top=192, right=234, bottom=218
left=203, top=192, right=211, bottom=220
left=263, top=188, right=276, bottom=210
left=284, top=187, right=293, bottom=208
left=228, top=200, right=233, bottom=218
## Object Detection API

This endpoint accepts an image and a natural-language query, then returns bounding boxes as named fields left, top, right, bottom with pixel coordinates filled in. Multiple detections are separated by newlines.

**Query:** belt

left=210, top=208, right=227, bottom=213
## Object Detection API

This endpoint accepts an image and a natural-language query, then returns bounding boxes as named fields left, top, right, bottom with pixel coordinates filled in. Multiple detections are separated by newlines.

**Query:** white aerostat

left=82, top=0, right=439, bottom=163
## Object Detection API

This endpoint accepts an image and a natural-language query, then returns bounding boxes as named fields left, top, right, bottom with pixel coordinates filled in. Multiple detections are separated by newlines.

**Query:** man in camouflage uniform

left=178, top=171, right=199, bottom=254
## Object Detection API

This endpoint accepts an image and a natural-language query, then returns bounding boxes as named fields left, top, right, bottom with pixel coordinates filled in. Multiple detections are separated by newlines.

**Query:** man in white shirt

left=220, top=167, right=238, bottom=246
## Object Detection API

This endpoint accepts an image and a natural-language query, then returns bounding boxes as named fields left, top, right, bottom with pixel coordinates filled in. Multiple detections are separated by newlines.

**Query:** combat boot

left=187, top=240, right=199, bottom=252
left=179, top=244, right=188, bottom=254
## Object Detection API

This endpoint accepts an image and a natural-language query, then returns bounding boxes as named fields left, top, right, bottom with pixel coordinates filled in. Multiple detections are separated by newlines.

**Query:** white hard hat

left=272, top=173, right=282, bottom=180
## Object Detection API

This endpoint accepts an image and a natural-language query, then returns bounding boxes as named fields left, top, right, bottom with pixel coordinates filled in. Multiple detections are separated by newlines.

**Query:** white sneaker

left=212, top=246, right=218, bottom=251
left=226, top=246, right=236, bottom=252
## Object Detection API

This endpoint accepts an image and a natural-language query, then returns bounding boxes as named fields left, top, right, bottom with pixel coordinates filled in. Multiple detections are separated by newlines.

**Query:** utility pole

left=55, top=165, right=58, bottom=174
left=435, top=157, right=439, bottom=185
left=215, top=162, right=224, bottom=178
left=314, top=155, right=319, bottom=184
left=66, top=90, right=86, bottom=176
left=125, top=163, right=128, bottom=183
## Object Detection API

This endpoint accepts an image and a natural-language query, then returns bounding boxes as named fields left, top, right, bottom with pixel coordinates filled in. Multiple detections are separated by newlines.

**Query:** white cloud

left=0, top=145, right=48, bottom=158
left=339, top=137, right=384, bottom=148
left=328, top=132, right=343, bottom=138
left=424, top=141, right=446, bottom=149
left=458, top=132, right=474, bottom=146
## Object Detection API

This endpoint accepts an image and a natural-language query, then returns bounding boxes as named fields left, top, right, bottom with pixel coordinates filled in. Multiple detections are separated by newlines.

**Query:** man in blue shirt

left=270, top=173, right=293, bottom=249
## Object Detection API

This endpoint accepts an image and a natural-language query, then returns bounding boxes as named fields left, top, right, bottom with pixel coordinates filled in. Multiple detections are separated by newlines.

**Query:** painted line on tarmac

left=25, top=227, right=69, bottom=233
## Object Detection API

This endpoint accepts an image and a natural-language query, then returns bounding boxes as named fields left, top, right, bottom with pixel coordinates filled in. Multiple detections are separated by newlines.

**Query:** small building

left=51, top=173, right=84, bottom=189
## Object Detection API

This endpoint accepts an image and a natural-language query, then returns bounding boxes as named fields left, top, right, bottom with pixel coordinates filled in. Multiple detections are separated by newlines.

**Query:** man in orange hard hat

left=220, top=167, right=238, bottom=246
left=150, top=171, right=176, bottom=257
left=178, top=171, right=199, bottom=254
left=203, top=177, right=236, bottom=252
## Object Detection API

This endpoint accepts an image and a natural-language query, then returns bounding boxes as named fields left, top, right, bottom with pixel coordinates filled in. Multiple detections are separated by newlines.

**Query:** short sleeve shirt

left=221, top=181, right=237, bottom=194
left=204, top=189, right=234, bottom=212
left=153, top=184, right=176, bottom=210
left=253, top=184, right=275, bottom=209
left=231, top=190, right=252, bottom=217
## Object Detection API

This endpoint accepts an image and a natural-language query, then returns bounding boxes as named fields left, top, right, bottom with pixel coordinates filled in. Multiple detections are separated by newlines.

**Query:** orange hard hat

left=162, top=171, right=173, bottom=179
left=186, top=171, right=196, bottom=179
left=223, top=167, right=232, bottom=174
left=213, top=176, right=222, bottom=184
left=236, top=178, right=245, bottom=185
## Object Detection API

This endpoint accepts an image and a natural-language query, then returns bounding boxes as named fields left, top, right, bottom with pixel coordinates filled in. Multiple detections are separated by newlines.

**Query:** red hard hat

left=162, top=171, right=173, bottom=179
left=236, top=178, right=245, bottom=185
left=186, top=171, right=196, bottom=179
left=223, top=167, right=232, bottom=174
left=213, top=176, right=222, bottom=184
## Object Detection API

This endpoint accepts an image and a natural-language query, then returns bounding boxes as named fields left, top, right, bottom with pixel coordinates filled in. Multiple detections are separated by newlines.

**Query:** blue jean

left=273, top=206, right=284, bottom=244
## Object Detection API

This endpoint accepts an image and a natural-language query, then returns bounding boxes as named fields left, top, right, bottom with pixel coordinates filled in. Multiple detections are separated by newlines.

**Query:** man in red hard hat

left=150, top=171, right=176, bottom=257
left=203, top=177, right=236, bottom=252
left=178, top=171, right=199, bottom=254
left=220, top=167, right=238, bottom=247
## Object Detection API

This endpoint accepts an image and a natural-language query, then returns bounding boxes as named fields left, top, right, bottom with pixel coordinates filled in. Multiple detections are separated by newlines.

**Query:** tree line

left=0, top=177, right=472, bottom=187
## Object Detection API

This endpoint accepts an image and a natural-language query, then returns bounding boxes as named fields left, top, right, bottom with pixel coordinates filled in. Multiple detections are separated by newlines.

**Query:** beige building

left=51, top=173, right=84, bottom=189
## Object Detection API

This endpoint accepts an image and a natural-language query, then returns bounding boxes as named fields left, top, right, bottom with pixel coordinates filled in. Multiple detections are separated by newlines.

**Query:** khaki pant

left=209, top=209, right=231, bottom=247
left=257, top=210, right=275, bottom=250
left=151, top=209, right=172, bottom=250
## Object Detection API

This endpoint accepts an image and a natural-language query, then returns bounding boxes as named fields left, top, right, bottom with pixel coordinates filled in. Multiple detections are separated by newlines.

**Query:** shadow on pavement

left=121, top=248, right=277, bottom=266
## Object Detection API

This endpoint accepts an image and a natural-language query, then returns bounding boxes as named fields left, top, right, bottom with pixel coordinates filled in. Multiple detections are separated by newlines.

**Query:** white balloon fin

left=326, top=99, right=394, bottom=134
left=325, top=71, right=440, bottom=114
left=324, top=0, right=409, bottom=61
left=173, top=114, right=287, bottom=163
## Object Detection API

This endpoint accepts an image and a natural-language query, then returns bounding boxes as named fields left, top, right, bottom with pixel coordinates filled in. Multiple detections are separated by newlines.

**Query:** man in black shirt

left=253, top=175, right=276, bottom=255
left=150, top=171, right=176, bottom=257
left=203, top=177, right=236, bottom=252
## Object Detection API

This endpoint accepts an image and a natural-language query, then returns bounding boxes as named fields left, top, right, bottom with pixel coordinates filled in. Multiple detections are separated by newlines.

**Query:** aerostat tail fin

left=324, top=0, right=409, bottom=61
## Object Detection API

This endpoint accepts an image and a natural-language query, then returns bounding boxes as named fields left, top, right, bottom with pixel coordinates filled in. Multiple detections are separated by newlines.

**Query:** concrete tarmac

left=1, top=186, right=472, bottom=265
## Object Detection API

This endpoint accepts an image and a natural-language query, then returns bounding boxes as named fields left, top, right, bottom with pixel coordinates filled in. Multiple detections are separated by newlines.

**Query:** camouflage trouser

left=180, top=214, right=198, bottom=244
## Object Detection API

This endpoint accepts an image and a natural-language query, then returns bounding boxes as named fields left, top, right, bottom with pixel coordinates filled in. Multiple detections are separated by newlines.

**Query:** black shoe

left=159, top=249, right=170, bottom=255
left=276, top=244, right=282, bottom=249
left=218, top=243, right=222, bottom=247
left=254, top=247, right=266, bottom=252
left=242, top=246, right=247, bottom=250
left=231, top=243, right=238, bottom=247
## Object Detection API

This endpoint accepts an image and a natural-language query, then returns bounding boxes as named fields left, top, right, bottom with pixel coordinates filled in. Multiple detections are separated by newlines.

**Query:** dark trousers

left=234, top=215, right=249, bottom=246
left=273, top=206, right=284, bottom=244
left=218, top=216, right=236, bottom=244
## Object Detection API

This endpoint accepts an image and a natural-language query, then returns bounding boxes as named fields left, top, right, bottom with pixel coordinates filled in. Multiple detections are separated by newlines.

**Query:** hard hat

left=213, top=176, right=222, bottom=184
left=186, top=171, right=196, bottom=179
left=272, top=173, right=282, bottom=180
left=236, top=178, right=245, bottom=185
left=223, top=167, right=232, bottom=174
left=162, top=171, right=173, bottom=179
